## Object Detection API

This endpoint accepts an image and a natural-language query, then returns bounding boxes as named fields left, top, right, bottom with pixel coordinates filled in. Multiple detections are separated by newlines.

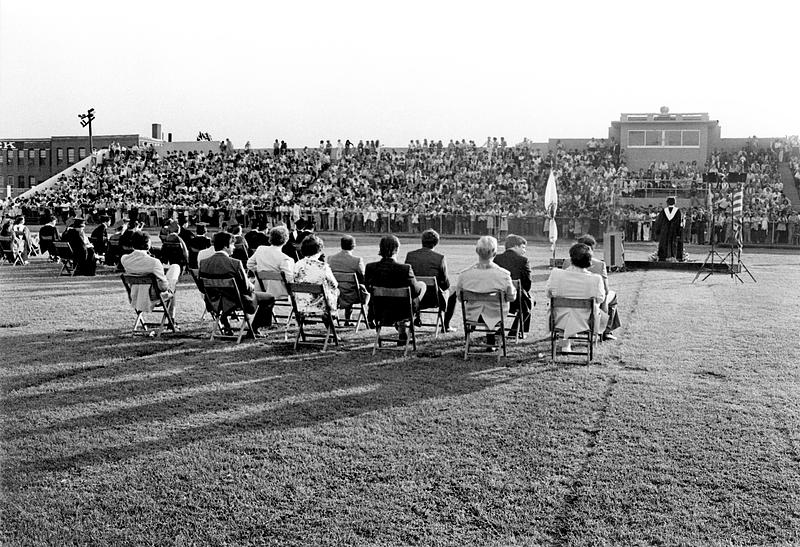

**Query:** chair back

left=549, top=297, right=595, bottom=334
left=371, top=286, right=414, bottom=325
left=333, top=272, right=365, bottom=305
left=53, top=241, right=75, bottom=259
left=288, top=282, right=325, bottom=296
left=0, top=235, right=13, bottom=253
left=416, top=276, right=441, bottom=310
left=199, top=276, right=245, bottom=315
left=461, top=289, right=506, bottom=305
left=120, top=273, right=162, bottom=311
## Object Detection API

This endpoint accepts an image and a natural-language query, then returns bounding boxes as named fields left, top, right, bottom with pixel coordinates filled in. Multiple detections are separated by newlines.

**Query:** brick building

left=0, top=134, right=146, bottom=198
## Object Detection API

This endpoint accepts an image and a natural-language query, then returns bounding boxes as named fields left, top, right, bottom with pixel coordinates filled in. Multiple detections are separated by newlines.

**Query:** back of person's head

left=504, top=234, right=527, bottom=249
left=258, top=220, right=268, bottom=231
left=569, top=243, right=593, bottom=269
left=421, top=229, right=439, bottom=249
left=14, top=215, right=24, bottom=225
left=43, top=215, right=55, bottom=225
left=666, top=196, right=676, bottom=206
left=295, top=219, right=306, bottom=230
left=301, top=235, right=323, bottom=257
left=576, top=233, right=596, bottom=249
left=99, top=215, right=111, bottom=224
left=269, top=226, right=289, bottom=246
left=213, top=231, right=233, bottom=251
left=475, top=236, right=498, bottom=260
left=229, top=224, right=242, bottom=236
left=379, top=235, right=400, bottom=258
left=196, top=224, right=207, bottom=236
left=340, top=235, right=355, bottom=251
left=131, top=231, right=150, bottom=250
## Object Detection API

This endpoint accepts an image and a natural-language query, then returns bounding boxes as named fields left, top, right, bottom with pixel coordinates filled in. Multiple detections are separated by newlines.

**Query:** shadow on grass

left=1, top=327, right=554, bottom=476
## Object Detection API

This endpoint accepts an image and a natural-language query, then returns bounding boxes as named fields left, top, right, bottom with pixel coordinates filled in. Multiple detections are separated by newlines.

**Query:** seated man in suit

left=105, top=223, right=125, bottom=267
left=247, top=225, right=295, bottom=302
left=365, top=235, right=426, bottom=345
left=328, top=235, right=369, bottom=325
left=493, top=234, right=533, bottom=337
left=547, top=242, right=608, bottom=353
left=89, top=215, right=112, bottom=257
left=61, top=218, right=97, bottom=276
left=38, top=215, right=60, bottom=261
left=574, top=234, right=621, bottom=341
left=199, top=231, right=274, bottom=337
left=244, top=220, right=270, bottom=253
left=404, top=229, right=457, bottom=332
left=189, top=223, right=212, bottom=269
left=456, top=236, right=517, bottom=346
left=161, top=221, right=190, bottom=268
left=121, top=231, right=181, bottom=319
left=229, top=224, right=250, bottom=262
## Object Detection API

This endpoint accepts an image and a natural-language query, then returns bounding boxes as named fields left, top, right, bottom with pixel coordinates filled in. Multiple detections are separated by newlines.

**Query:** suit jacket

left=328, top=250, right=366, bottom=306
left=546, top=266, right=608, bottom=338
left=121, top=249, right=174, bottom=311
left=244, top=230, right=269, bottom=252
left=365, top=257, right=424, bottom=324
left=199, top=251, right=255, bottom=315
left=90, top=224, right=109, bottom=254
left=493, top=249, right=532, bottom=292
left=38, top=224, right=60, bottom=255
left=405, top=247, right=450, bottom=310
left=62, top=228, right=90, bottom=263
left=455, top=262, right=516, bottom=329
left=246, top=245, right=294, bottom=299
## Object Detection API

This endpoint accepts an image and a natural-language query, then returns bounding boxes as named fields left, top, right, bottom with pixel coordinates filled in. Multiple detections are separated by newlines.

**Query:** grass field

left=1, top=237, right=799, bottom=546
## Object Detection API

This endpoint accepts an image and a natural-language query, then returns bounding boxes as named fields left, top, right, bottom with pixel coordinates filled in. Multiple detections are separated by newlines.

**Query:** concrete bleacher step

left=778, top=162, right=799, bottom=206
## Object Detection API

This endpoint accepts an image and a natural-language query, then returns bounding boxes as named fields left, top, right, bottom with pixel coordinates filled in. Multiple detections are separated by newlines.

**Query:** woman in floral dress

left=293, top=235, right=339, bottom=319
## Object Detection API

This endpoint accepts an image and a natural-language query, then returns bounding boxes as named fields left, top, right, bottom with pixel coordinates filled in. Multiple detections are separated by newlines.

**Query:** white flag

left=544, top=170, right=558, bottom=247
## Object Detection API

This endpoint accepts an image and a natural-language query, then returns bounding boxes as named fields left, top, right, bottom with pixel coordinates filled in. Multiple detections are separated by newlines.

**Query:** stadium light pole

left=78, top=108, right=95, bottom=155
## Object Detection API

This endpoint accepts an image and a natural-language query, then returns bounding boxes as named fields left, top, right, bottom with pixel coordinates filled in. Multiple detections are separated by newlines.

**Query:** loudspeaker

left=604, top=232, right=625, bottom=270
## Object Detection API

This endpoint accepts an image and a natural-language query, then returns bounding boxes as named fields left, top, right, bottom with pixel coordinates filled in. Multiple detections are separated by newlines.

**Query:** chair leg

left=464, top=330, right=470, bottom=360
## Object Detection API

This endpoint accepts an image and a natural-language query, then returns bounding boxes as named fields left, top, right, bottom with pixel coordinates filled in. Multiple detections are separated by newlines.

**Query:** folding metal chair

left=120, top=274, right=177, bottom=336
left=0, top=235, right=23, bottom=266
left=370, top=286, right=417, bottom=357
left=199, top=276, right=255, bottom=344
left=332, top=271, right=368, bottom=332
left=414, top=276, right=447, bottom=338
left=28, top=234, right=41, bottom=257
left=53, top=241, right=77, bottom=276
left=506, top=279, right=528, bottom=343
left=255, top=270, right=295, bottom=341
left=549, top=297, right=595, bottom=364
left=187, top=268, right=209, bottom=321
left=460, top=289, right=508, bottom=363
left=38, top=235, right=58, bottom=262
left=285, top=281, right=339, bottom=351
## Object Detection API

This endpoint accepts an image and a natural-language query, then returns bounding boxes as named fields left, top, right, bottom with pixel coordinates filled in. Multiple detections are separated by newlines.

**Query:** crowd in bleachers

left=2, top=137, right=798, bottom=245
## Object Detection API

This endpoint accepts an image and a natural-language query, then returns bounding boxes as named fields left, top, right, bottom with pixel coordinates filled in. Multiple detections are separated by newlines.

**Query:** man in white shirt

left=121, top=231, right=181, bottom=318
left=246, top=226, right=295, bottom=299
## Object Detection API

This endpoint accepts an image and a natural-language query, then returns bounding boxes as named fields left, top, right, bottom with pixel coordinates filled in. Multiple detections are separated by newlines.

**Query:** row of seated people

left=119, top=221, right=621, bottom=346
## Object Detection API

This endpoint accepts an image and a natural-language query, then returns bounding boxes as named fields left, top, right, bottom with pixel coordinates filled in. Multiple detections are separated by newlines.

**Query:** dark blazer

left=199, top=251, right=256, bottom=314
left=493, top=249, right=532, bottom=292
left=38, top=224, right=60, bottom=256
left=244, top=230, right=269, bottom=252
left=405, top=247, right=449, bottom=309
left=365, top=257, right=424, bottom=324
left=493, top=249, right=533, bottom=331
left=89, top=224, right=109, bottom=255
left=62, top=228, right=96, bottom=276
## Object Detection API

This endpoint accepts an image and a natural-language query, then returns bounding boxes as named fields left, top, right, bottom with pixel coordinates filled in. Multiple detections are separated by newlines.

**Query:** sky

left=1, top=0, right=799, bottom=147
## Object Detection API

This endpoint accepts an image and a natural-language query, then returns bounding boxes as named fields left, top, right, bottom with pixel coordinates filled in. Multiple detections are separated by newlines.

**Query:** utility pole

left=78, top=108, right=95, bottom=155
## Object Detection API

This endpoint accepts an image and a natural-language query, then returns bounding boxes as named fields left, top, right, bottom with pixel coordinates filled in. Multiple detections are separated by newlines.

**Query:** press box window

left=645, top=131, right=661, bottom=146
left=682, top=131, right=700, bottom=146
left=628, top=131, right=645, bottom=147
left=665, top=131, right=682, bottom=146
